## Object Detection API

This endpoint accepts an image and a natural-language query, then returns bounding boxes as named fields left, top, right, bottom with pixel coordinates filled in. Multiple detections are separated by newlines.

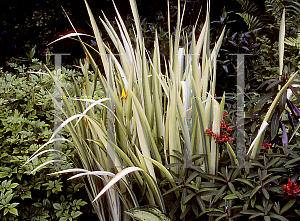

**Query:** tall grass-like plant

left=26, top=0, right=237, bottom=220
left=247, top=9, right=299, bottom=159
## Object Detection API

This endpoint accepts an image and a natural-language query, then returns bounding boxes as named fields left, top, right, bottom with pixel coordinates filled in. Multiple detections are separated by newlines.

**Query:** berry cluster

left=220, top=121, right=233, bottom=132
left=18, top=189, right=24, bottom=195
left=205, top=119, right=234, bottom=144
left=223, top=111, right=227, bottom=119
left=261, top=142, right=272, bottom=153
left=283, top=179, right=300, bottom=198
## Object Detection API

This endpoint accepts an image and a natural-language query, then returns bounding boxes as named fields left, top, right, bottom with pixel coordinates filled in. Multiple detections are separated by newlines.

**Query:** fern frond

left=236, top=0, right=260, bottom=14
left=285, top=30, right=300, bottom=49
left=265, top=0, right=284, bottom=23
left=236, top=0, right=266, bottom=31
left=236, top=12, right=264, bottom=30
left=236, top=0, right=250, bottom=11
left=284, top=0, right=300, bottom=33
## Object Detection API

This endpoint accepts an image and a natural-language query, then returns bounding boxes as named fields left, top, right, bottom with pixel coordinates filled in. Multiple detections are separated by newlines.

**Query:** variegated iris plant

left=25, top=0, right=239, bottom=220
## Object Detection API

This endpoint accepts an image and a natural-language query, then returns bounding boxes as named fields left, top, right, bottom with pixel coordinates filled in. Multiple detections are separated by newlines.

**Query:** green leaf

left=142, top=155, right=176, bottom=187
left=263, top=175, right=281, bottom=185
left=71, top=211, right=82, bottom=218
left=32, top=202, right=43, bottom=207
left=250, top=162, right=264, bottom=168
left=215, top=214, right=228, bottom=221
left=0, top=173, right=8, bottom=179
left=224, top=194, right=239, bottom=200
left=249, top=212, right=265, bottom=219
left=75, top=199, right=87, bottom=207
left=8, top=208, right=18, bottom=216
left=264, top=216, right=271, bottom=221
left=262, top=188, right=270, bottom=199
left=163, top=185, right=183, bottom=196
left=180, top=204, right=192, bottom=219
left=284, top=158, right=300, bottom=166
left=8, top=203, right=19, bottom=208
left=200, top=182, right=222, bottom=188
left=281, top=146, right=299, bottom=157
left=269, top=167, right=288, bottom=172
left=196, top=195, right=206, bottom=213
left=199, top=174, right=227, bottom=183
left=251, top=121, right=257, bottom=133
left=125, top=206, right=171, bottom=221
left=228, top=182, right=236, bottom=194
left=186, top=171, right=200, bottom=184
left=185, top=184, right=199, bottom=192
left=197, top=189, right=218, bottom=197
left=92, top=167, right=143, bottom=203
left=288, top=120, right=300, bottom=143
left=53, top=203, right=63, bottom=210
left=250, top=186, right=261, bottom=198
left=240, top=210, right=257, bottom=215
left=9, top=183, right=19, bottom=189
left=269, top=214, right=289, bottom=221
left=213, top=185, right=226, bottom=203
left=231, top=165, right=240, bottom=180
left=183, top=193, right=196, bottom=204
left=266, top=157, right=280, bottom=169
left=235, top=178, right=254, bottom=188
left=3, top=208, right=8, bottom=216
left=20, top=191, right=31, bottom=200
left=280, top=199, right=296, bottom=215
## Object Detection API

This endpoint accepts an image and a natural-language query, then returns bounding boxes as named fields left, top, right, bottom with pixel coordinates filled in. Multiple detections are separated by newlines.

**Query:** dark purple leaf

left=266, top=80, right=282, bottom=91
left=257, top=79, right=279, bottom=90
left=286, top=109, right=295, bottom=130
left=231, top=32, right=238, bottom=39
left=242, top=46, right=249, bottom=51
left=287, top=99, right=300, bottom=116
left=280, top=121, right=288, bottom=148
left=271, top=107, right=280, bottom=140
left=279, top=90, right=287, bottom=114
left=254, top=91, right=277, bottom=112
left=220, top=17, right=225, bottom=24
left=251, top=43, right=261, bottom=48
left=223, top=65, right=228, bottom=73
left=228, top=40, right=237, bottom=46
left=253, top=28, right=262, bottom=33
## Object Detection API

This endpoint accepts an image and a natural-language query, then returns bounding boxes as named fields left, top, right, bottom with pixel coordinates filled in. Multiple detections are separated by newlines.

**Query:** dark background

left=0, top=0, right=259, bottom=68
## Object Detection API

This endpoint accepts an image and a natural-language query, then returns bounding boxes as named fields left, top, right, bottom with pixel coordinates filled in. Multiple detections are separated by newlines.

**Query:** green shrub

left=0, top=56, right=97, bottom=220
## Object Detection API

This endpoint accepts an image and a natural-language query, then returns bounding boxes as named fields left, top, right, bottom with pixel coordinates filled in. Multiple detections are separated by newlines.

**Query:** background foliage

left=0, top=56, right=98, bottom=220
